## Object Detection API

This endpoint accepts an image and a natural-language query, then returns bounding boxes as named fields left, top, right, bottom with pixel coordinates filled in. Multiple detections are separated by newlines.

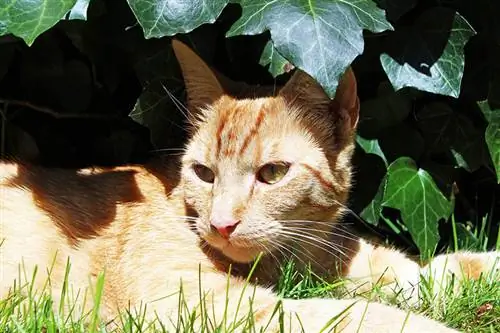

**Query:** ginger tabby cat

left=0, top=40, right=498, bottom=332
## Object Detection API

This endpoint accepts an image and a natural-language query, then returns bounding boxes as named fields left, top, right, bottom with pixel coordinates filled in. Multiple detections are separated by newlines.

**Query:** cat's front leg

left=343, top=239, right=421, bottom=304
left=134, top=271, right=457, bottom=332
left=284, top=297, right=458, bottom=333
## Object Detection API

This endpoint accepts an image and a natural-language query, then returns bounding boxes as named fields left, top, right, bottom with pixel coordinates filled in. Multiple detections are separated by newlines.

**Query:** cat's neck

left=200, top=227, right=361, bottom=286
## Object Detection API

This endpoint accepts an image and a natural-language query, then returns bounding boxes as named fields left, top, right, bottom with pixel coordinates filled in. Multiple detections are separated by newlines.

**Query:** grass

left=0, top=217, right=498, bottom=332
left=1, top=256, right=498, bottom=333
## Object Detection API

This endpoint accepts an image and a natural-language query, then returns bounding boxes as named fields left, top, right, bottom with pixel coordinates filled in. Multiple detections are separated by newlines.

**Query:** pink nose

left=210, top=220, right=240, bottom=239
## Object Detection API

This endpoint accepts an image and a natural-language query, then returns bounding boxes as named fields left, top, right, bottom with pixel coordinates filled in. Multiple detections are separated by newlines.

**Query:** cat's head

left=172, top=40, right=359, bottom=263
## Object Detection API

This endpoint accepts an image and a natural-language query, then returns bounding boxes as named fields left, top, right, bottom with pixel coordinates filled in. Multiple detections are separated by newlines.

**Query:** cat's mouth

left=203, top=235, right=266, bottom=263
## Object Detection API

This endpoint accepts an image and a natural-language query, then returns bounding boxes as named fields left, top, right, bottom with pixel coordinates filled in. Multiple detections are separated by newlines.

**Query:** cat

left=0, top=39, right=497, bottom=332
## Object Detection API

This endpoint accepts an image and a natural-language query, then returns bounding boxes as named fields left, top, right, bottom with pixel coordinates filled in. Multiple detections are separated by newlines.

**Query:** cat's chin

left=205, top=238, right=263, bottom=263
left=220, top=244, right=262, bottom=263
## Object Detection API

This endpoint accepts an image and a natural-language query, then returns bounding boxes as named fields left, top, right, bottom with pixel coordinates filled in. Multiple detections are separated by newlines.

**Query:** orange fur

left=0, top=39, right=494, bottom=332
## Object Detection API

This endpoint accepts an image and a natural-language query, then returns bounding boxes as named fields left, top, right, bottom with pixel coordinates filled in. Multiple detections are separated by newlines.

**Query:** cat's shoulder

left=0, top=157, right=178, bottom=189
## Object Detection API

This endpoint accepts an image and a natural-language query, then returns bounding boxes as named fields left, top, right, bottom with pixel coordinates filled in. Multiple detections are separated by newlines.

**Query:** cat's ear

left=334, top=67, right=359, bottom=130
left=279, top=68, right=359, bottom=131
left=171, top=39, right=224, bottom=114
left=278, top=70, right=330, bottom=108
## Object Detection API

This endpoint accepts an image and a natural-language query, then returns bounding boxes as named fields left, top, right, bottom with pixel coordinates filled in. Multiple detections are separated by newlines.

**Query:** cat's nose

left=210, top=219, right=241, bottom=239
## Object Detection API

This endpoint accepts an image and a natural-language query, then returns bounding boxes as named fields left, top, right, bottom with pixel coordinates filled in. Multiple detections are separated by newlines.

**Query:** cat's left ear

left=279, top=68, right=359, bottom=131
left=171, top=39, right=225, bottom=117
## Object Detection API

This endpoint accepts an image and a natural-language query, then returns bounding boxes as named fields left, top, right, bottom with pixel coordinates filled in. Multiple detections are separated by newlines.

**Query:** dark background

left=0, top=0, right=498, bottom=255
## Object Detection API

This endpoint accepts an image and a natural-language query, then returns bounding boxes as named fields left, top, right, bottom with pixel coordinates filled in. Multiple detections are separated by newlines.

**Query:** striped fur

left=0, top=40, right=496, bottom=332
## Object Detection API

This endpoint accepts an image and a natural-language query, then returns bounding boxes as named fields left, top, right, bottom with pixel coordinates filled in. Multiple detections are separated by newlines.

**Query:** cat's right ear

left=279, top=68, right=359, bottom=132
left=171, top=39, right=224, bottom=117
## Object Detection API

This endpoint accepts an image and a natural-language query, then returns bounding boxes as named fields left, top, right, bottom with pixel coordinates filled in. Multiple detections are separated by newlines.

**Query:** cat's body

left=0, top=40, right=497, bottom=332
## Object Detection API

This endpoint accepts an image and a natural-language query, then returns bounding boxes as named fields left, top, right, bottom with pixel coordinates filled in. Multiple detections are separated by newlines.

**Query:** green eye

left=193, top=164, right=215, bottom=183
left=257, top=163, right=290, bottom=184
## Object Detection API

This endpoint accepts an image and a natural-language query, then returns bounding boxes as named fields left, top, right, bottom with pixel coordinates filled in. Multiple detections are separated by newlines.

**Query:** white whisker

left=275, top=230, right=348, bottom=268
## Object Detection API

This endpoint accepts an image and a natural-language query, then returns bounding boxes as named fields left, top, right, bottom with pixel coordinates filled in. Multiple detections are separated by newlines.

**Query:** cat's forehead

left=203, top=96, right=296, bottom=139
left=192, top=95, right=312, bottom=166
left=211, top=96, right=286, bottom=124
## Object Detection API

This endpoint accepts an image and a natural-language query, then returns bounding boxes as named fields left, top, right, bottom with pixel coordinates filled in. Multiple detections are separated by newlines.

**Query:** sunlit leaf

left=478, top=101, right=500, bottom=183
left=0, top=0, right=77, bottom=45
left=127, top=0, right=229, bottom=38
left=380, top=9, right=475, bottom=98
left=228, top=0, right=392, bottom=97
left=382, top=157, right=453, bottom=257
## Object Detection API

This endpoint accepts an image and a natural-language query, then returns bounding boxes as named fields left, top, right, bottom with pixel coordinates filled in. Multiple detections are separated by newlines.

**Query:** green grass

left=1, top=216, right=498, bottom=332
left=1, top=256, right=498, bottom=333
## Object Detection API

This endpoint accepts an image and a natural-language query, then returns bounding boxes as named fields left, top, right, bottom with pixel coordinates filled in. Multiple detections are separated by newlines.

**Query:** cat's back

left=0, top=159, right=198, bottom=300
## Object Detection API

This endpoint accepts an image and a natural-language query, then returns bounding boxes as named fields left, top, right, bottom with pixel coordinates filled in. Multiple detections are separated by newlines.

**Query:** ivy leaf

left=478, top=101, right=500, bottom=183
left=130, top=81, right=186, bottom=149
left=356, top=135, right=387, bottom=167
left=357, top=82, right=413, bottom=136
left=380, top=8, right=475, bottom=98
left=259, top=40, right=293, bottom=78
left=416, top=102, right=487, bottom=172
left=127, top=0, right=229, bottom=38
left=0, top=0, right=77, bottom=45
left=382, top=157, right=453, bottom=257
left=378, top=123, right=425, bottom=164
left=130, top=43, right=187, bottom=149
left=66, top=0, right=90, bottom=20
left=227, top=0, right=393, bottom=98
left=360, top=175, right=385, bottom=225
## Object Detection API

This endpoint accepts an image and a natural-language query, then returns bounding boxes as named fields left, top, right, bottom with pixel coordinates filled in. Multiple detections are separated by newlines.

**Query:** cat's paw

left=421, top=250, right=500, bottom=301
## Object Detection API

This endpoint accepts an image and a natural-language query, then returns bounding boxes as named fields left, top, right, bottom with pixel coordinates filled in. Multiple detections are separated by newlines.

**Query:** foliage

left=1, top=250, right=498, bottom=332
left=0, top=0, right=498, bottom=258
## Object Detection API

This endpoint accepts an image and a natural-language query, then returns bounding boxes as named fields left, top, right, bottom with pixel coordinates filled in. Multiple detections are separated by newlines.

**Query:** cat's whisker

left=270, top=238, right=333, bottom=272
left=283, top=220, right=361, bottom=240
left=266, top=239, right=311, bottom=266
left=281, top=226, right=360, bottom=246
left=161, top=84, right=195, bottom=128
left=163, top=215, right=198, bottom=221
left=255, top=241, right=283, bottom=276
left=149, top=147, right=186, bottom=153
left=275, top=230, right=348, bottom=267
left=229, top=224, right=322, bottom=270
left=149, top=148, right=187, bottom=157
left=245, top=223, right=354, bottom=259
left=280, top=229, right=357, bottom=256
left=284, top=238, right=347, bottom=265
left=330, top=199, right=373, bottom=227
left=275, top=220, right=360, bottom=243
left=277, top=229, right=350, bottom=260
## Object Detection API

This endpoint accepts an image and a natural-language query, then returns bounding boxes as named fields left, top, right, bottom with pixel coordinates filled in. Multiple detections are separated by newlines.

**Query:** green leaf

left=356, top=135, right=387, bottom=167
left=357, top=82, right=413, bottom=136
left=66, top=0, right=90, bottom=20
left=478, top=101, right=500, bottom=183
left=0, top=0, right=77, bottom=45
left=416, top=102, right=487, bottom=172
left=130, top=81, right=186, bottom=149
left=380, top=8, right=475, bottom=98
left=378, top=123, right=425, bottom=164
left=360, top=175, right=385, bottom=225
left=382, top=157, right=453, bottom=257
left=130, top=43, right=187, bottom=149
left=127, top=0, right=229, bottom=38
left=259, top=40, right=293, bottom=78
left=227, top=0, right=393, bottom=98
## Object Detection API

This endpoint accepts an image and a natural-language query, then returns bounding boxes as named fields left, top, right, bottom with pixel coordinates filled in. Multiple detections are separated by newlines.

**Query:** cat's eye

left=192, top=164, right=215, bottom=183
left=257, top=162, right=290, bottom=184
